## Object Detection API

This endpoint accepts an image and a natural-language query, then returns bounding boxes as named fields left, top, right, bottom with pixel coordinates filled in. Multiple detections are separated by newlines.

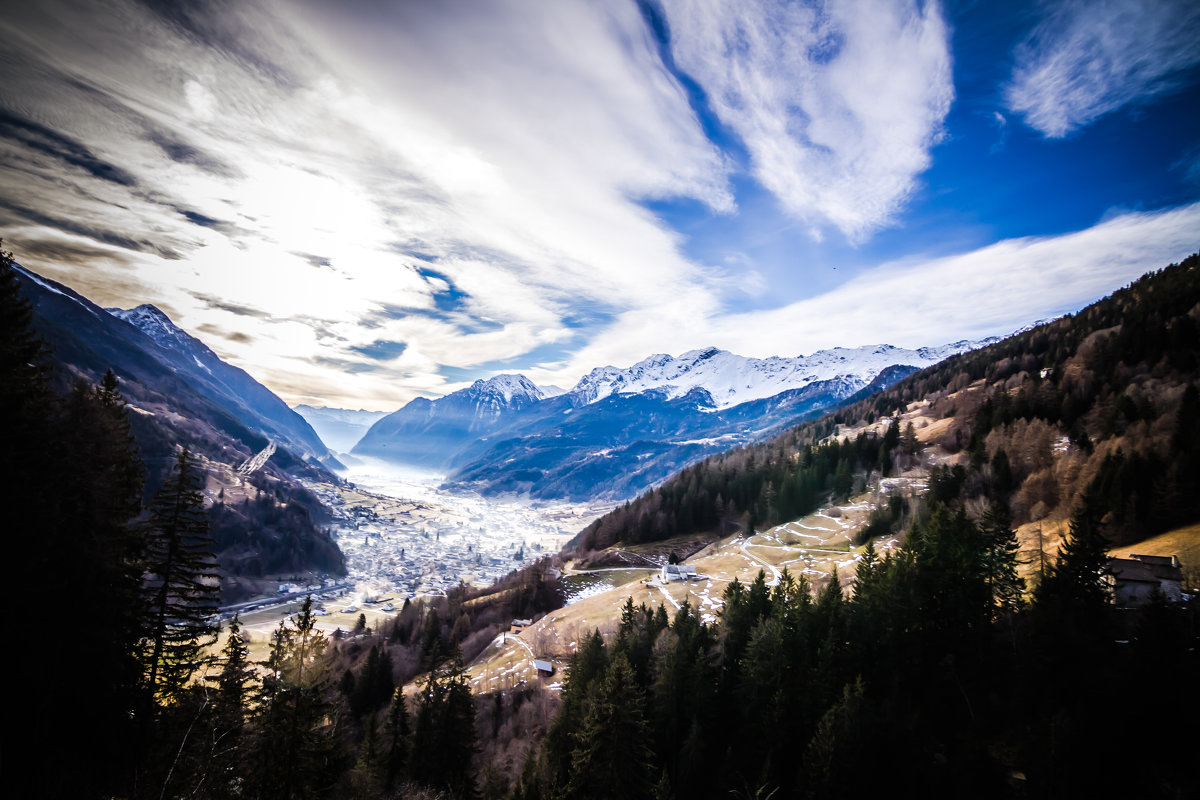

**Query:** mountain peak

left=108, top=304, right=200, bottom=357
left=468, top=373, right=543, bottom=404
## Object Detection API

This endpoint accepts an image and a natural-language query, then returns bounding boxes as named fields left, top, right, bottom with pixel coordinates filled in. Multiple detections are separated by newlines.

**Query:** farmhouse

left=660, top=563, right=697, bottom=582
left=1103, top=554, right=1183, bottom=607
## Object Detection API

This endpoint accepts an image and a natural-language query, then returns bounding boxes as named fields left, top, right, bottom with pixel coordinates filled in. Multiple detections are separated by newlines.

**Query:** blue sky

left=1, top=0, right=1198, bottom=410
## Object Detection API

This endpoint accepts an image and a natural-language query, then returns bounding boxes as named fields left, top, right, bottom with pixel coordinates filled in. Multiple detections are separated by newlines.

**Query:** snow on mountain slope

left=108, top=305, right=219, bottom=372
left=472, top=373, right=545, bottom=406
left=568, top=339, right=999, bottom=410
left=294, top=405, right=390, bottom=426
left=106, top=303, right=333, bottom=461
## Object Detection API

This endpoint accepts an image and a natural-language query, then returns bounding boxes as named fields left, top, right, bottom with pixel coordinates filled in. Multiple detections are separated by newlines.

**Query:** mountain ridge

left=13, top=263, right=346, bottom=584
left=354, top=336, right=1001, bottom=500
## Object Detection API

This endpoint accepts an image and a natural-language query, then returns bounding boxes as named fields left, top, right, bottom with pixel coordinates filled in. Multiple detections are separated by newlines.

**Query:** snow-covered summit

left=108, top=304, right=220, bottom=373
left=567, top=339, right=999, bottom=411
left=466, top=373, right=545, bottom=405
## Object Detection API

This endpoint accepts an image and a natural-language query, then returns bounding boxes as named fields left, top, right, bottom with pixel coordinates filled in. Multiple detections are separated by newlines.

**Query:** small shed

left=1103, top=554, right=1183, bottom=607
left=534, top=659, right=554, bottom=676
left=510, top=618, right=533, bottom=634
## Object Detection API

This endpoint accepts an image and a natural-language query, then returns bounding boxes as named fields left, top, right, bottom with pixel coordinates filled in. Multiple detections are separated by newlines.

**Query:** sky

left=1, top=0, right=1198, bottom=412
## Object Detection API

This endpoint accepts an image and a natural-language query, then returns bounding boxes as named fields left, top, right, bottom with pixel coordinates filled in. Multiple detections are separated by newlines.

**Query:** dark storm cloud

left=146, top=130, right=240, bottom=178
left=0, top=198, right=182, bottom=259
left=190, top=291, right=273, bottom=319
left=0, top=110, right=138, bottom=187
left=196, top=323, right=253, bottom=344
left=135, top=0, right=302, bottom=88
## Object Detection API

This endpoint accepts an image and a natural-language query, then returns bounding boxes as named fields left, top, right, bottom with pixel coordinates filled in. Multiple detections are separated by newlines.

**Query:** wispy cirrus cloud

left=1006, top=0, right=1200, bottom=138
left=1, top=0, right=740, bottom=409
left=658, top=0, right=954, bottom=240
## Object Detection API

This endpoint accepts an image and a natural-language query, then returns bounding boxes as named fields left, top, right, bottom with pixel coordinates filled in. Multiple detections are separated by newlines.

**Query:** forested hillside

left=575, top=253, right=1200, bottom=556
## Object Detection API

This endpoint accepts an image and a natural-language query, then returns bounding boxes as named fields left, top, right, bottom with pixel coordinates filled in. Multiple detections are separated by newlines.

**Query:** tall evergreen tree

left=252, top=596, right=340, bottom=800
left=4, top=249, right=149, bottom=797
left=1035, top=487, right=1110, bottom=614
left=567, top=652, right=654, bottom=800
left=980, top=501, right=1025, bottom=618
left=410, top=649, right=478, bottom=796
left=141, top=448, right=221, bottom=706
left=383, top=687, right=411, bottom=790
left=204, top=614, right=256, bottom=799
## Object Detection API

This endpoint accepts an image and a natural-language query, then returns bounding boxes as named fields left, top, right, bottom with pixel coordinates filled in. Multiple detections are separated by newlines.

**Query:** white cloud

left=525, top=203, right=1200, bottom=389
left=659, top=0, right=954, bottom=239
left=4, top=1, right=1196, bottom=415
left=1006, top=0, right=1200, bottom=138
left=710, top=202, right=1200, bottom=355
left=1, top=0, right=741, bottom=409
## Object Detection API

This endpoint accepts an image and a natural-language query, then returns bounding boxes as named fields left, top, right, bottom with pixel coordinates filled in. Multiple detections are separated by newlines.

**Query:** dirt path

left=741, top=533, right=782, bottom=586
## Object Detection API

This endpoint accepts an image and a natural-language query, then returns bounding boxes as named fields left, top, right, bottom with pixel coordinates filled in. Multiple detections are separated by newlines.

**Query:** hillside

left=11, top=262, right=346, bottom=588
left=575, top=253, right=1200, bottom=557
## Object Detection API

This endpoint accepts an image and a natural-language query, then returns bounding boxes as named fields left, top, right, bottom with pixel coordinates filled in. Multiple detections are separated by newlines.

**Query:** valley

left=216, top=456, right=614, bottom=653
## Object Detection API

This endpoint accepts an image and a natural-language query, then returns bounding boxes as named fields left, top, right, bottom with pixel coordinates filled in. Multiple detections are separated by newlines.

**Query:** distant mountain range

left=293, top=405, right=389, bottom=453
left=353, top=339, right=1003, bottom=501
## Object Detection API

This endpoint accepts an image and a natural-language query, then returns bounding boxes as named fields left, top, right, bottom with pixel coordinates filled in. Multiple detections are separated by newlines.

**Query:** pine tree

left=1036, top=487, right=1111, bottom=616
left=252, top=596, right=339, bottom=800
left=410, top=649, right=478, bottom=796
left=4, top=249, right=148, bottom=797
left=384, top=687, right=411, bottom=789
left=900, top=421, right=919, bottom=455
left=566, top=652, right=654, bottom=800
left=544, top=630, right=608, bottom=791
left=141, top=448, right=220, bottom=706
left=204, top=615, right=256, bottom=798
left=980, top=501, right=1025, bottom=618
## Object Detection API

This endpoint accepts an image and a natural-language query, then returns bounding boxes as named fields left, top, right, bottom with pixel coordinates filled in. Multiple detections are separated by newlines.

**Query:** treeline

left=361, top=559, right=565, bottom=686
left=84, top=559, right=567, bottom=799
left=575, top=253, right=1200, bottom=554
left=575, top=413, right=918, bottom=554
left=514, top=489, right=1199, bottom=799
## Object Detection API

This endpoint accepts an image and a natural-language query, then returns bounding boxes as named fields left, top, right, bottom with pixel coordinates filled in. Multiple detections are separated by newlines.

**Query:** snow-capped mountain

left=109, top=304, right=222, bottom=374
left=568, top=340, right=998, bottom=410
left=353, top=374, right=549, bottom=466
left=106, top=303, right=334, bottom=464
left=466, top=374, right=546, bottom=411
left=354, top=337, right=1003, bottom=497
left=15, top=265, right=345, bottom=579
